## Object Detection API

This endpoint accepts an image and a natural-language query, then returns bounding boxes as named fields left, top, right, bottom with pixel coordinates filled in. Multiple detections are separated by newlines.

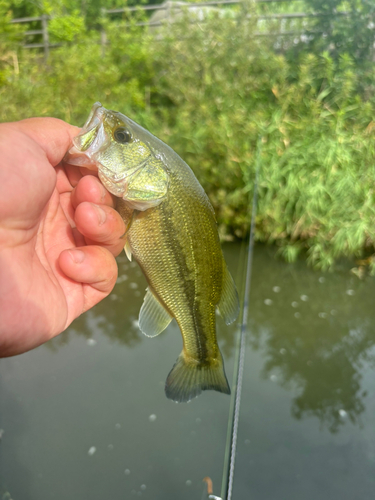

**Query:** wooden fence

left=9, top=0, right=348, bottom=59
left=10, top=14, right=52, bottom=58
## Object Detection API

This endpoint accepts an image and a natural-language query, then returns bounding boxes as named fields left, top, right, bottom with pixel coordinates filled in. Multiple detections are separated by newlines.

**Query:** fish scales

left=120, top=164, right=223, bottom=364
left=65, top=102, right=239, bottom=403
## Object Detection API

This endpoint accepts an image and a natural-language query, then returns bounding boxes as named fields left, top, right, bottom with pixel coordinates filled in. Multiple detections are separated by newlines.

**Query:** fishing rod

left=220, top=137, right=262, bottom=500
left=198, top=137, right=262, bottom=500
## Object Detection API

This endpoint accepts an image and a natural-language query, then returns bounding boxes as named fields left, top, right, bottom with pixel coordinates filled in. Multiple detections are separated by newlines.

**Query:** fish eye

left=114, top=127, right=132, bottom=144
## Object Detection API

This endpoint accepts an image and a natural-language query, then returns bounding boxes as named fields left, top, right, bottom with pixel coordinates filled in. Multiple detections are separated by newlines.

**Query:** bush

left=1, top=4, right=375, bottom=270
left=0, top=20, right=154, bottom=123
left=149, top=13, right=375, bottom=269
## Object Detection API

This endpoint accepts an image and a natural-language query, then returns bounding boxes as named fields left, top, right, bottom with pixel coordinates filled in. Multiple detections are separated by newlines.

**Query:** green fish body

left=66, top=103, right=239, bottom=402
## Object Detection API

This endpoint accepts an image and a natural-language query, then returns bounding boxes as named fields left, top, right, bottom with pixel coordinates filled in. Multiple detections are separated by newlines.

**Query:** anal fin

left=217, top=263, right=239, bottom=325
left=139, top=288, right=172, bottom=337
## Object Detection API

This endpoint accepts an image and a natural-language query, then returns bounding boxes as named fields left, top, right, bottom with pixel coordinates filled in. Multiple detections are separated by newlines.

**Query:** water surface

left=1, top=245, right=375, bottom=499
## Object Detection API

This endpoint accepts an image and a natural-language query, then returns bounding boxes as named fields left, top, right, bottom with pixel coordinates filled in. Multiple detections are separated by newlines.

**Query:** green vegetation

left=1, top=0, right=375, bottom=270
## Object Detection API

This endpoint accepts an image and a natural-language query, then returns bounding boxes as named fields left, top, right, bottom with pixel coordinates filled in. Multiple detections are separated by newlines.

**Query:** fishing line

left=220, top=136, right=262, bottom=500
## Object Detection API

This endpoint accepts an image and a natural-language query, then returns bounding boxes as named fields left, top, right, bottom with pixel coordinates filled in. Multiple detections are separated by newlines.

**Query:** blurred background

left=1, top=0, right=375, bottom=269
left=1, top=1, right=375, bottom=499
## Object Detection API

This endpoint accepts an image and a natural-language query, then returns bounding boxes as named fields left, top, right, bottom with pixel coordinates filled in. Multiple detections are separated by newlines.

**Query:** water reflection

left=248, top=245, right=375, bottom=433
left=47, top=243, right=375, bottom=433
left=0, top=377, right=35, bottom=499
left=2, top=244, right=375, bottom=500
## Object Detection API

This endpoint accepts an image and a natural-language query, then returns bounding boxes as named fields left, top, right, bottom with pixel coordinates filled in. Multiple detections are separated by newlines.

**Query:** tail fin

left=165, top=351, right=230, bottom=403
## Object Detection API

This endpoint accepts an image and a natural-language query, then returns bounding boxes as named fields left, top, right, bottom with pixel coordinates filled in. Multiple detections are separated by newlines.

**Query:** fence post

left=41, top=14, right=49, bottom=61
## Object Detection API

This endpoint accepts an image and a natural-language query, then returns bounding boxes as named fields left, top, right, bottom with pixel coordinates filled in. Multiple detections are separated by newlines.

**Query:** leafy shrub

left=48, top=12, right=86, bottom=43
left=147, top=11, right=375, bottom=269
left=1, top=4, right=375, bottom=270
left=0, top=20, right=154, bottom=123
left=0, top=0, right=25, bottom=85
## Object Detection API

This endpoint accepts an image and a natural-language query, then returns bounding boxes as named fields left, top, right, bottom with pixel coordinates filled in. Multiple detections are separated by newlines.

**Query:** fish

left=66, top=102, right=239, bottom=403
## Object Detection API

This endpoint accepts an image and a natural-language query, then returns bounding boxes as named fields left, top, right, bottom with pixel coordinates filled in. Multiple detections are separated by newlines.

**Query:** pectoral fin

left=217, top=264, right=239, bottom=325
left=139, top=288, right=172, bottom=337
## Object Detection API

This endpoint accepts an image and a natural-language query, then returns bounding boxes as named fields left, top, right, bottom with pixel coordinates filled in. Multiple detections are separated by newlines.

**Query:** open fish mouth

left=65, top=102, right=169, bottom=208
left=82, top=101, right=103, bottom=130
left=64, top=102, right=109, bottom=170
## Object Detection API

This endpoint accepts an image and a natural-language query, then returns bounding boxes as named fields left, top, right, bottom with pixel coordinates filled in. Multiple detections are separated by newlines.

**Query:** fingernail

left=69, top=249, right=85, bottom=264
left=93, top=204, right=106, bottom=225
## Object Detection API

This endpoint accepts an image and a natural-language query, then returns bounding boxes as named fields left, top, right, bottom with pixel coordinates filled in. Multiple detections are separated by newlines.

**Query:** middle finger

left=74, top=201, right=126, bottom=257
left=71, top=175, right=115, bottom=209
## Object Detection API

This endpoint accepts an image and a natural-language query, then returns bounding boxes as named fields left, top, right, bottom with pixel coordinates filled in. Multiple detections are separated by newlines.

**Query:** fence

left=10, top=0, right=349, bottom=59
left=10, top=14, right=52, bottom=58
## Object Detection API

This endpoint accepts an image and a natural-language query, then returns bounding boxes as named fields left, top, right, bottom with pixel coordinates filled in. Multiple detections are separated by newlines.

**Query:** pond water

left=1, top=244, right=375, bottom=500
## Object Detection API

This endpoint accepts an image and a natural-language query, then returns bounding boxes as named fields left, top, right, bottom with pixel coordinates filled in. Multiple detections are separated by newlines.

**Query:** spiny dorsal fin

left=139, top=288, right=172, bottom=338
left=217, top=263, right=239, bottom=325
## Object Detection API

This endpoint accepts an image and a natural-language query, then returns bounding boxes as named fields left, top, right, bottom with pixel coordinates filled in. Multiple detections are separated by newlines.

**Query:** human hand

left=0, top=117, right=126, bottom=356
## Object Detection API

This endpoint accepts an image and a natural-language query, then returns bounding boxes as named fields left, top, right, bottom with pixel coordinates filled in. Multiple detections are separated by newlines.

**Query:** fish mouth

left=82, top=101, right=103, bottom=130
left=64, top=102, right=108, bottom=170
left=65, top=103, right=158, bottom=201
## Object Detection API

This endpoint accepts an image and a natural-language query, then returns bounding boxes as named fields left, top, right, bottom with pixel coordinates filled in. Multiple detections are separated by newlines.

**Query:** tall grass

left=1, top=5, right=375, bottom=270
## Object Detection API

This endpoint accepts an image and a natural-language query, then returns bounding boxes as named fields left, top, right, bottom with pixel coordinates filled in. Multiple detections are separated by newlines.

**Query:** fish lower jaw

left=98, top=170, right=127, bottom=198
left=64, top=145, right=98, bottom=169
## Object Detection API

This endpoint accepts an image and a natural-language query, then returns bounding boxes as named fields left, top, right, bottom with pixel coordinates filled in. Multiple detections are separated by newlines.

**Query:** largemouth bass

left=66, top=103, right=239, bottom=403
